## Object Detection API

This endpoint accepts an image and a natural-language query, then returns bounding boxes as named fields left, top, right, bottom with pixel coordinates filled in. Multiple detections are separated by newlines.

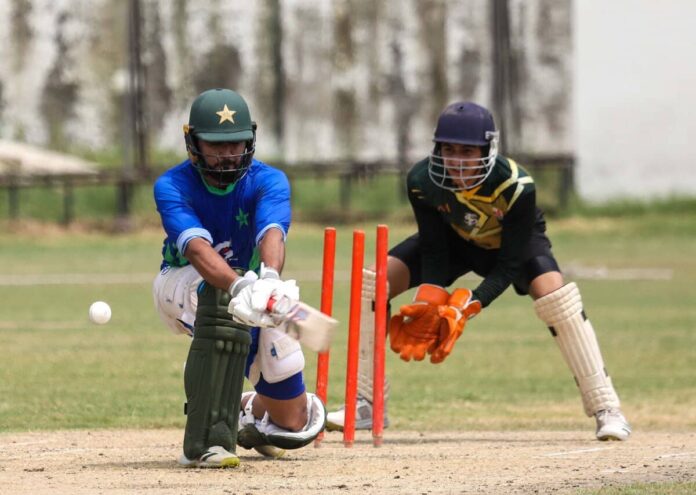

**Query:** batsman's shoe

left=177, top=445, right=240, bottom=468
left=326, top=396, right=389, bottom=432
left=595, top=409, right=632, bottom=441
left=238, top=393, right=326, bottom=450
left=237, top=392, right=286, bottom=459
left=237, top=422, right=286, bottom=459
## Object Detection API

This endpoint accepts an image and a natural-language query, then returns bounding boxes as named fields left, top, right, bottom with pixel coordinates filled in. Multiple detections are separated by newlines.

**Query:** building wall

left=0, top=0, right=572, bottom=167
left=575, top=0, right=696, bottom=201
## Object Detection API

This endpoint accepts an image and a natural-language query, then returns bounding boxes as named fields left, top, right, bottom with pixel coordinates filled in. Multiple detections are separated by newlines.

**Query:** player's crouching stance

left=152, top=88, right=326, bottom=468
left=327, top=102, right=630, bottom=442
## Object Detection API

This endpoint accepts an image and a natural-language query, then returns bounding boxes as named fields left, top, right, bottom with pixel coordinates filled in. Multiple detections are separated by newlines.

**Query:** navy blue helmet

left=428, top=102, right=500, bottom=191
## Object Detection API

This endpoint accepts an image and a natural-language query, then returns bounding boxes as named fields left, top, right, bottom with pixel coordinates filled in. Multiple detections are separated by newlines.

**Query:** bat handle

left=267, top=297, right=276, bottom=311
left=267, top=296, right=291, bottom=315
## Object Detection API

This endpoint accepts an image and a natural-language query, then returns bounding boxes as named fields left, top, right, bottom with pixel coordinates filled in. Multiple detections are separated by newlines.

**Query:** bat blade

left=269, top=298, right=338, bottom=353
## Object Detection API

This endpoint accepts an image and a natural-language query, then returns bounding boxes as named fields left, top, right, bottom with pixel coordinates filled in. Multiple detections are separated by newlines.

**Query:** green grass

left=563, top=195, right=696, bottom=219
left=1, top=212, right=695, bottom=434
left=580, top=482, right=696, bottom=494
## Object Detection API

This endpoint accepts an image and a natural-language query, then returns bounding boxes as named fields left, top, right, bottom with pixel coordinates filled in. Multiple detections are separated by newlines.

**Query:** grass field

left=1, top=211, right=695, bottom=493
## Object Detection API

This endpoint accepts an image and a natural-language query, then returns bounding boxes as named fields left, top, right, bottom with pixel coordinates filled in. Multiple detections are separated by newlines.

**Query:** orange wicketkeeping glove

left=388, top=284, right=450, bottom=362
left=429, top=288, right=482, bottom=364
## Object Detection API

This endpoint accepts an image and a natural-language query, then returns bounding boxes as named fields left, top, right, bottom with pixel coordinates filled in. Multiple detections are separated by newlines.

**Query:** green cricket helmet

left=184, top=88, right=257, bottom=186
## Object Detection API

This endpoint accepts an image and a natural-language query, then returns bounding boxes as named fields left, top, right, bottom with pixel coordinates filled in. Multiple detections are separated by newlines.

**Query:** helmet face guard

left=427, top=102, right=499, bottom=191
left=428, top=131, right=499, bottom=191
left=184, top=124, right=256, bottom=187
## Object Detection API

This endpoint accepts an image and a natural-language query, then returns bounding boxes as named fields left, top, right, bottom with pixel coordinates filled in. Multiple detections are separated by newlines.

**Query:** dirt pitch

left=1, top=429, right=695, bottom=494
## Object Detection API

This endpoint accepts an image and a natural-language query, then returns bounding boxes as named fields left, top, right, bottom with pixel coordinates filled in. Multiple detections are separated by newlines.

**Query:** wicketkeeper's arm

left=407, top=180, right=451, bottom=286
left=471, top=189, right=536, bottom=307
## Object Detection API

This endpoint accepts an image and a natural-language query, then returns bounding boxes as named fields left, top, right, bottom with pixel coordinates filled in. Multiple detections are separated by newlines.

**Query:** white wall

left=575, top=0, right=696, bottom=201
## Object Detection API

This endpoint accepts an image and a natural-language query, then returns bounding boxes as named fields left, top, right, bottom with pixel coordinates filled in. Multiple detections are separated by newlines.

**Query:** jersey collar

left=195, top=167, right=238, bottom=195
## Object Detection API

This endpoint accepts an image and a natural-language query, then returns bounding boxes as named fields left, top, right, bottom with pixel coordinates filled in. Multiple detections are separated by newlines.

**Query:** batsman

left=153, top=88, right=326, bottom=468
left=327, top=101, right=631, bottom=441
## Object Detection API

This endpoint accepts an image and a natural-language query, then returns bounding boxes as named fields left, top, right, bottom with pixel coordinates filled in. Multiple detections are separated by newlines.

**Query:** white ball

left=89, top=301, right=112, bottom=325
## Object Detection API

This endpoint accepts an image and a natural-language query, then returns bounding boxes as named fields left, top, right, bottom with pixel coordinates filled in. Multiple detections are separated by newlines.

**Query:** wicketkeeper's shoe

left=177, top=445, right=240, bottom=468
left=595, top=408, right=632, bottom=441
left=326, top=395, right=389, bottom=432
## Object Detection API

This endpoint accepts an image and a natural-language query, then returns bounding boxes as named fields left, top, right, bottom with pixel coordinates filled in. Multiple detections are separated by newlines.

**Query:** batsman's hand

left=228, top=266, right=300, bottom=328
left=430, top=288, right=481, bottom=364
left=252, top=263, right=300, bottom=315
left=228, top=270, right=275, bottom=327
left=388, top=284, right=450, bottom=362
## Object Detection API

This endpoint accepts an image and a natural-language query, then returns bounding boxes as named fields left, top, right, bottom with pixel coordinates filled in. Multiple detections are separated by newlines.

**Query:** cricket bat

left=267, top=296, right=338, bottom=353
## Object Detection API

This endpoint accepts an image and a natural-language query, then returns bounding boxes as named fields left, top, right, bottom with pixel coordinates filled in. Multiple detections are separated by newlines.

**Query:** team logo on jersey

left=463, top=212, right=479, bottom=227
left=492, top=207, right=504, bottom=220
left=214, top=241, right=236, bottom=263
left=235, top=207, right=249, bottom=227
left=437, top=203, right=452, bottom=213
left=216, top=104, right=236, bottom=124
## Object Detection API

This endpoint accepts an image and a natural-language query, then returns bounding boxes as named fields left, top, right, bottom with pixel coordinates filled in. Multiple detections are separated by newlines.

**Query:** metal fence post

left=339, top=170, right=351, bottom=213
left=559, top=157, right=575, bottom=210
left=62, top=178, right=74, bottom=225
left=8, top=174, right=19, bottom=220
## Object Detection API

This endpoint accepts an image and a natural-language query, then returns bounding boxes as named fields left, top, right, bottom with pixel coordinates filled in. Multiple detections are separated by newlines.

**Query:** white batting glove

left=253, top=263, right=300, bottom=313
left=227, top=265, right=301, bottom=328
left=228, top=271, right=275, bottom=328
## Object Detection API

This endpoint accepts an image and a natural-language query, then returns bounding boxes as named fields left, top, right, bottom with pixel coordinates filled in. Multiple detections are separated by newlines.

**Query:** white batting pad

left=248, top=326, right=305, bottom=386
left=152, top=265, right=202, bottom=336
left=534, top=282, right=620, bottom=416
left=357, top=269, right=390, bottom=401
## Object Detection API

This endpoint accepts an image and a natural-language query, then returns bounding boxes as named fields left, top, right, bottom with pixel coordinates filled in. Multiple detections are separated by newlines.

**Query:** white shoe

left=326, top=396, right=389, bottom=432
left=177, top=445, right=240, bottom=468
left=595, top=409, right=632, bottom=441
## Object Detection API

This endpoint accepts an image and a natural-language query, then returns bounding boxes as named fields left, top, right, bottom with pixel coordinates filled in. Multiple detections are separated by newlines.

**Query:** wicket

left=314, top=227, right=336, bottom=446
left=314, top=225, right=389, bottom=448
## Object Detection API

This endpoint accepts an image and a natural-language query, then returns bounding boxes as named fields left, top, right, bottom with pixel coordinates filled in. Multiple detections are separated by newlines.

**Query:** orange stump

left=314, top=227, right=336, bottom=447
left=372, top=224, right=389, bottom=446
left=343, top=230, right=364, bottom=447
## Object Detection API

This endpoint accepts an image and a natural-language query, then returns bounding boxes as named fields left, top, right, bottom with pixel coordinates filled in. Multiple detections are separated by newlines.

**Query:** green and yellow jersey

left=407, top=155, right=544, bottom=306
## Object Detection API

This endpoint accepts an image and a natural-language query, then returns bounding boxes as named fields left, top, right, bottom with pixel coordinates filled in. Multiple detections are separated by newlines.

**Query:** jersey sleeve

left=253, top=169, right=291, bottom=244
left=154, top=175, right=212, bottom=254
left=472, top=188, right=536, bottom=307
left=407, top=174, right=451, bottom=286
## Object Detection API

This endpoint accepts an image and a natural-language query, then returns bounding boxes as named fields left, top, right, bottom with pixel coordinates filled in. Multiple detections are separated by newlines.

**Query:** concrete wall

left=575, top=0, right=696, bottom=201
left=0, top=0, right=572, bottom=165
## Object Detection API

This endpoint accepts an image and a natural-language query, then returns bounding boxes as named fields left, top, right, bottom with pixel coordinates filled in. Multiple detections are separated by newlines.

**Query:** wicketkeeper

left=327, top=101, right=631, bottom=441
left=153, top=89, right=326, bottom=468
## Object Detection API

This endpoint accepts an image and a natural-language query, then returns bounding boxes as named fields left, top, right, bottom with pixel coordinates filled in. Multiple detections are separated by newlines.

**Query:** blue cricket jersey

left=154, top=158, right=291, bottom=271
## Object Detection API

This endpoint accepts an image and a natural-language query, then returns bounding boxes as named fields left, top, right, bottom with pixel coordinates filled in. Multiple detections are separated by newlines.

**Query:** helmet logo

left=216, top=104, right=236, bottom=124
